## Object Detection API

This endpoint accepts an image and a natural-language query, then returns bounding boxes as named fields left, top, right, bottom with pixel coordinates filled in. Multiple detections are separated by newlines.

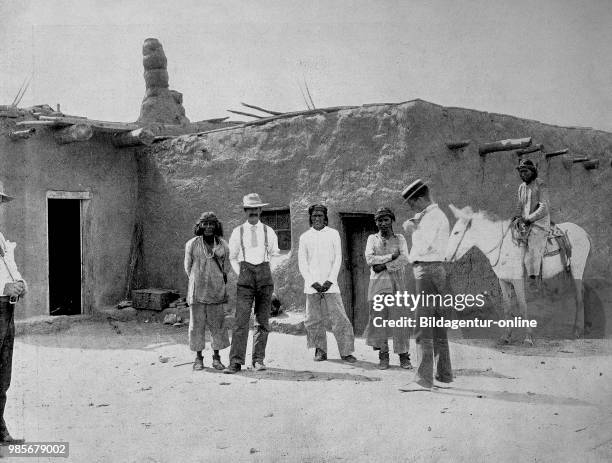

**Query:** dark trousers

left=0, top=303, right=14, bottom=433
left=229, top=262, right=274, bottom=365
left=413, top=263, right=453, bottom=386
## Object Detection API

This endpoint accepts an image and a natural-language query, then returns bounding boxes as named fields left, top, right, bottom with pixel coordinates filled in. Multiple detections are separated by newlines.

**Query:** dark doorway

left=340, top=214, right=377, bottom=335
left=48, top=198, right=81, bottom=315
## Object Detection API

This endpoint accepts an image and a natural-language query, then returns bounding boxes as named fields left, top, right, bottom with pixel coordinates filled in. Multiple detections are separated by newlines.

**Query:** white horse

left=445, top=205, right=591, bottom=344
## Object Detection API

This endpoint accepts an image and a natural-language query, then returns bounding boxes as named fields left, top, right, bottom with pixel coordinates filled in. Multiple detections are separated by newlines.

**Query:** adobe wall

left=137, top=100, right=612, bottom=313
left=0, top=119, right=138, bottom=318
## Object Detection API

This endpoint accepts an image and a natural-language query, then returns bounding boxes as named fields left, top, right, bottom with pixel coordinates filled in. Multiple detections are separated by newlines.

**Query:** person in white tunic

left=298, top=205, right=356, bottom=363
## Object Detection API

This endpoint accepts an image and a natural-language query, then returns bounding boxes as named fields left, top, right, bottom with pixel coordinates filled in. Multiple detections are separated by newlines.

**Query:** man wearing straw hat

left=225, top=193, right=280, bottom=374
left=0, top=181, right=27, bottom=443
left=398, top=179, right=453, bottom=392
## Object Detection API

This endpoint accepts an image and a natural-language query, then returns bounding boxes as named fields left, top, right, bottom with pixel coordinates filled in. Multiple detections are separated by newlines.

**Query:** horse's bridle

left=448, top=219, right=512, bottom=267
left=447, top=219, right=472, bottom=263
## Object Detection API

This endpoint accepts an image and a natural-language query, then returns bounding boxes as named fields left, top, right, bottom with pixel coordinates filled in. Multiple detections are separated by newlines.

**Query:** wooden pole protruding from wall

left=241, top=102, right=282, bottom=116
left=54, top=124, right=94, bottom=144
left=544, top=149, right=569, bottom=159
left=516, top=144, right=544, bottom=156
left=479, top=137, right=532, bottom=156
left=112, top=127, right=156, bottom=147
left=446, top=140, right=471, bottom=150
left=8, top=128, right=36, bottom=140
left=227, top=109, right=264, bottom=119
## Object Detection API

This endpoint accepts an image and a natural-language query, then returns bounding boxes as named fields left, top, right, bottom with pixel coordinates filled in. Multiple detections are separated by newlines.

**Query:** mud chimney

left=138, top=38, right=190, bottom=125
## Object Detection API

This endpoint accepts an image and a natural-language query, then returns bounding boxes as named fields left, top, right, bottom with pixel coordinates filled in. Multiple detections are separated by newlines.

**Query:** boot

left=212, top=354, right=225, bottom=370
left=399, top=353, right=413, bottom=369
left=314, top=348, right=327, bottom=361
left=377, top=351, right=389, bottom=370
left=192, top=356, right=204, bottom=371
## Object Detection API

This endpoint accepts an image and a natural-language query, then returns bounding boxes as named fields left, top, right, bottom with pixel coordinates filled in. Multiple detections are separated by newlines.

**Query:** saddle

left=543, top=223, right=572, bottom=271
left=511, top=219, right=572, bottom=272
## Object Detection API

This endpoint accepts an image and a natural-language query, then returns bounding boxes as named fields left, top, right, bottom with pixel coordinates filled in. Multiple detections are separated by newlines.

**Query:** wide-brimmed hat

left=401, top=179, right=427, bottom=202
left=0, top=181, right=14, bottom=203
left=242, top=193, right=269, bottom=208
left=517, top=159, right=537, bottom=173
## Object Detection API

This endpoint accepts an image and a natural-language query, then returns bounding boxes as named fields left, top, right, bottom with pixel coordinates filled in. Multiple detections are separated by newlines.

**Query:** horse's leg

left=497, top=279, right=514, bottom=344
left=513, top=277, right=533, bottom=346
left=573, top=279, right=584, bottom=338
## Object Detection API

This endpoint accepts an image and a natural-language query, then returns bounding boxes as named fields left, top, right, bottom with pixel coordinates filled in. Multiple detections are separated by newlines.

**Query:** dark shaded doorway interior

left=340, top=213, right=377, bottom=335
left=48, top=198, right=81, bottom=315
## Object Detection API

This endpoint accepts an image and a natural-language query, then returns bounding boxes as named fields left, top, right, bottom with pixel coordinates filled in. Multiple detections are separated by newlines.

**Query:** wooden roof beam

left=479, top=137, right=532, bottom=156
left=112, top=127, right=156, bottom=147
left=54, top=124, right=94, bottom=144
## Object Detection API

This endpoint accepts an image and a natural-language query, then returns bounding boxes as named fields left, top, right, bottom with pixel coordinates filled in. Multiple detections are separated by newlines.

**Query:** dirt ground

left=2, top=320, right=612, bottom=463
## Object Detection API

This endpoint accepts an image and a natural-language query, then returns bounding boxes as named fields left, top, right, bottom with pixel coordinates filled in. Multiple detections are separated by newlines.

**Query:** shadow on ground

left=215, top=367, right=381, bottom=382
left=432, top=386, right=594, bottom=407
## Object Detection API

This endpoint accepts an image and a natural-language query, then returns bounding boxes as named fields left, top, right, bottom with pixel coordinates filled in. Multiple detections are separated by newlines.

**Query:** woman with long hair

left=184, top=212, right=231, bottom=370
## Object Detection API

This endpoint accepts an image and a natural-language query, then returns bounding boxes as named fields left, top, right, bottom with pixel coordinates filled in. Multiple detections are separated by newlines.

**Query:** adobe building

left=2, top=39, right=611, bottom=337
left=0, top=110, right=139, bottom=319
left=138, top=100, right=612, bottom=335
left=0, top=38, right=237, bottom=319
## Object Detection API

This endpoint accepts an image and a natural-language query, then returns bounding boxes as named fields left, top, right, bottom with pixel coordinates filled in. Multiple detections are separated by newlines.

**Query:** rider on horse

left=513, top=159, right=551, bottom=282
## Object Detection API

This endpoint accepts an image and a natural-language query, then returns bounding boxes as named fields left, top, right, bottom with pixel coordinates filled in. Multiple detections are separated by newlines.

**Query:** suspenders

left=239, top=223, right=269, bottom=263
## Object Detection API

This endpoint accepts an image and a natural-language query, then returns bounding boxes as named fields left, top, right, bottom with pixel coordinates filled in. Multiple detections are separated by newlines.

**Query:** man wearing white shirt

left=399, top=179, right=453, bottom=392
left=225, top=193, right=280, bottom=373
left=298, top=205, right=356, bottom=363
left=0, top=181, right=26, bottom=444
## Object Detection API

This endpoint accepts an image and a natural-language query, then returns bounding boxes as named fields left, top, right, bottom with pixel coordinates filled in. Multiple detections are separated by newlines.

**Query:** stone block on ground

left=132, top=288, right=180, bottom=311
left=117, top=300, right=132, bottom=309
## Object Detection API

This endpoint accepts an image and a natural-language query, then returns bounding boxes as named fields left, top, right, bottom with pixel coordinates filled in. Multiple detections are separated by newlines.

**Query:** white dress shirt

left=404, top=203, right=450, bottom=263
left=228, top=221, right=280, bottom=275
left=298, top=226, right=342, bottom=294
left=0, top=232, right=26, bottom=295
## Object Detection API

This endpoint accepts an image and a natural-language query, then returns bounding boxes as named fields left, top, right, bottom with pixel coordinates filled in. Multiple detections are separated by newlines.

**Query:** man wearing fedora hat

left=225, top=193, right=280, bottom=373
left=399, top=179, right=453, bottom=392
left=515, top=159, right=550, bottom=281
left=0, top=181, right=27, bottom=443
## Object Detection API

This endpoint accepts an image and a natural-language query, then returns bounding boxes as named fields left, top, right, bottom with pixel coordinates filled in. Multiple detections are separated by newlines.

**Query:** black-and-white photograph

left=1, top=1, right=611, bottom=461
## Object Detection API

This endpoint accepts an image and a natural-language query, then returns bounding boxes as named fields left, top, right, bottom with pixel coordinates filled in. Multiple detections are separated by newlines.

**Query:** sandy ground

left=2, top=320, right=612, bottom=463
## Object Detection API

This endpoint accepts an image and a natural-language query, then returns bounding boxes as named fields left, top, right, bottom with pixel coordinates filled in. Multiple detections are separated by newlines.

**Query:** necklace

left=201, top=237, right=216, bottom=258
left=380, top=232, right=393, bottom=248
